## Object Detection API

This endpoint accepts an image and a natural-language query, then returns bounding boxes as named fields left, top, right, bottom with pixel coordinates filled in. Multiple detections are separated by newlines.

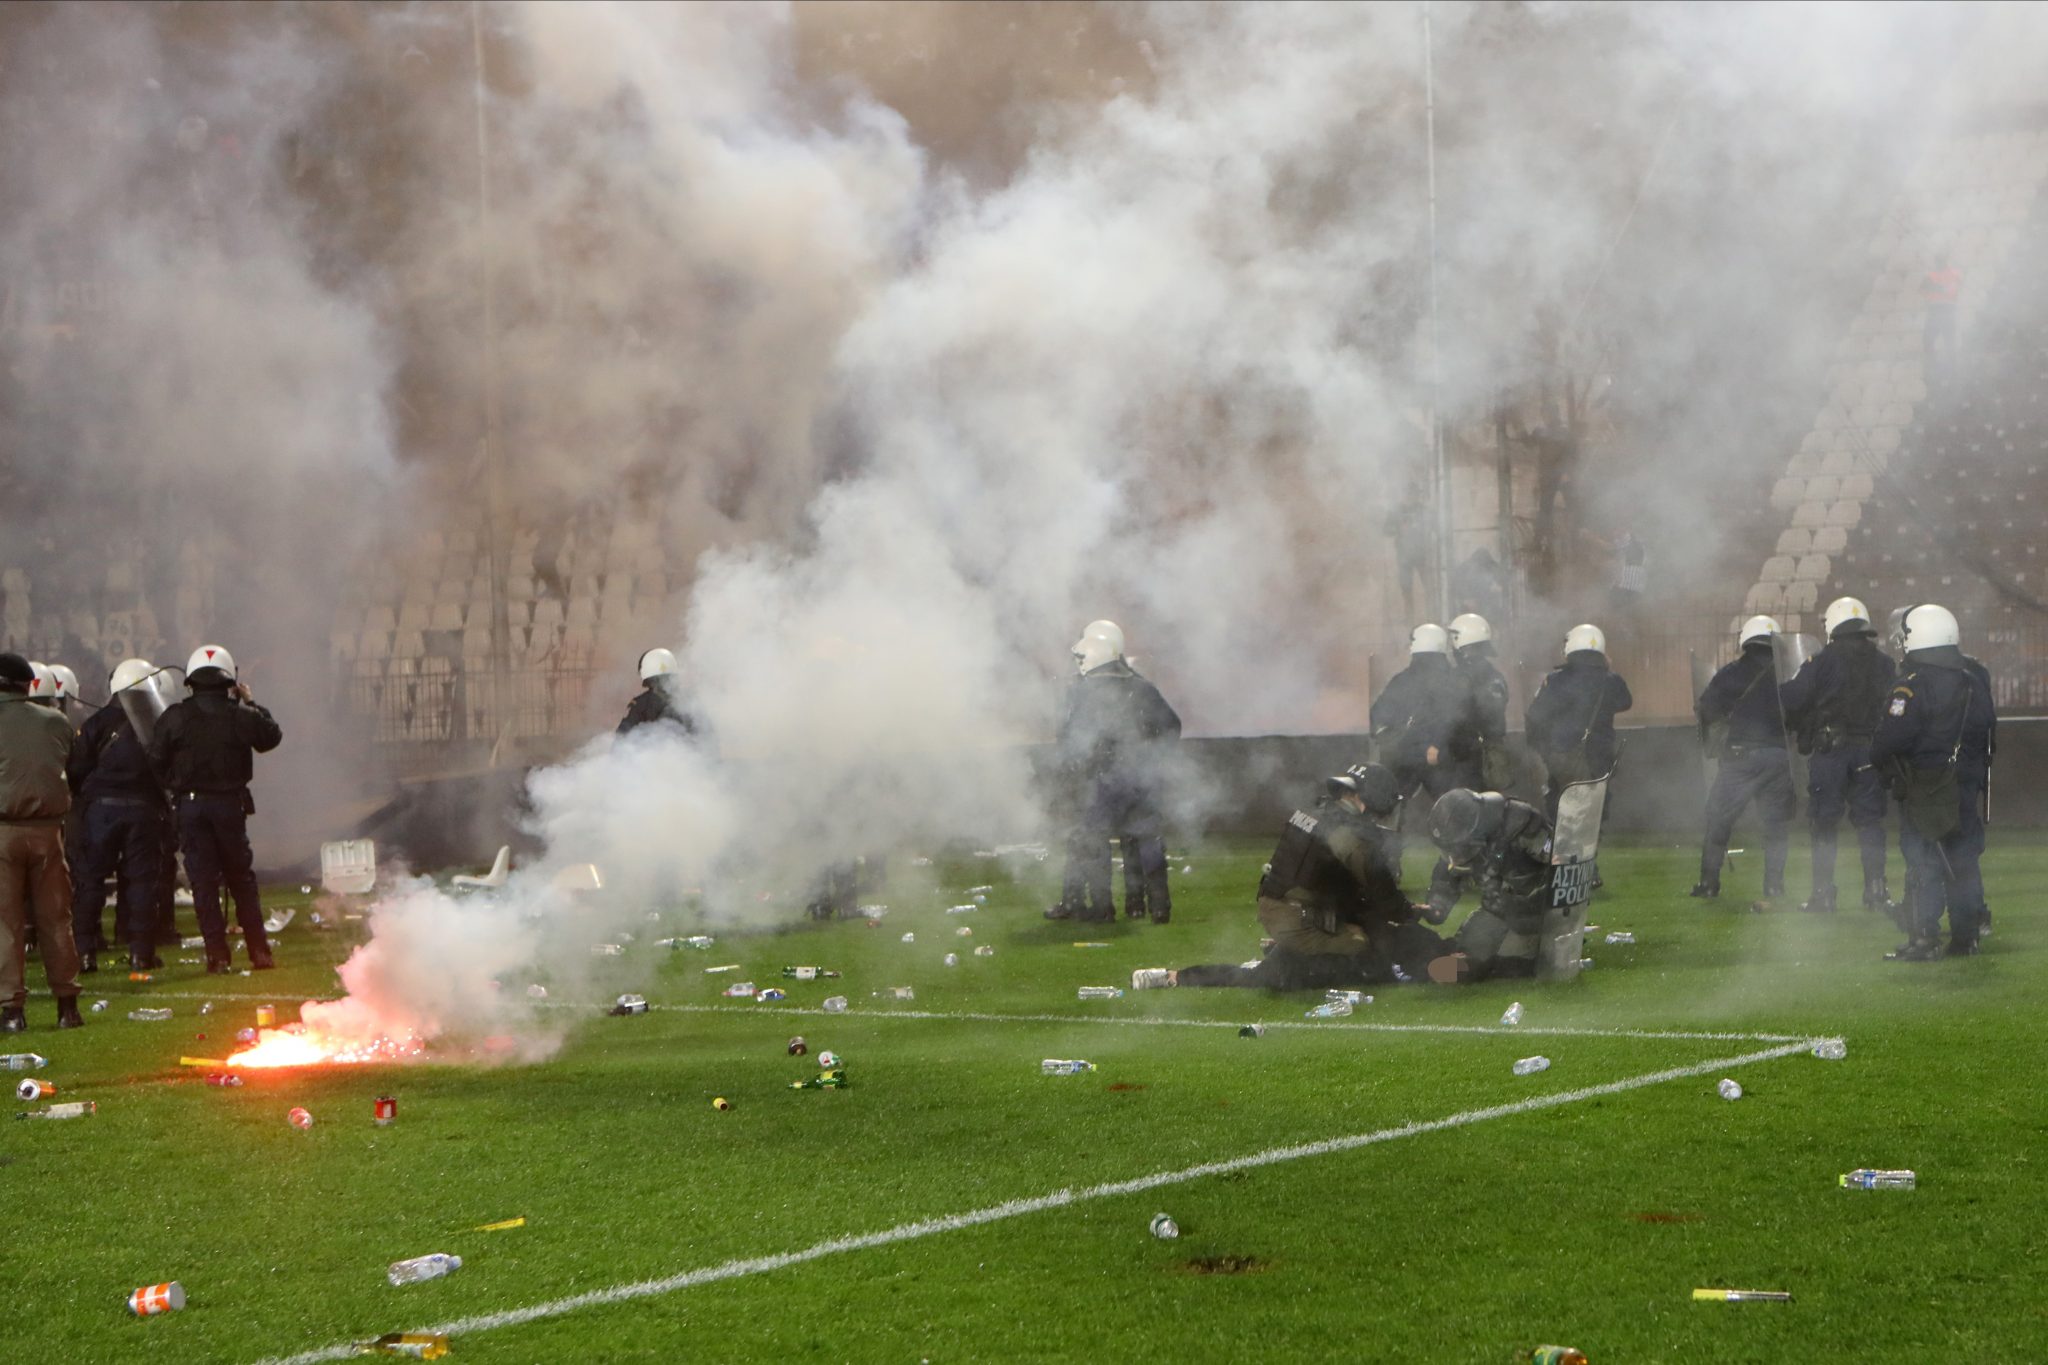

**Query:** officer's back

left=1781, top=628, right=1894, bottom=750
left=151, top=685, right=282, bottom=794
left=1060, top=659, right=1180, bottom=787
left=1525, top=628, right=1631, bottom=774
left=70, top=704, right=161, bottom=803
left=1698, top=643, right=1784, bottom=746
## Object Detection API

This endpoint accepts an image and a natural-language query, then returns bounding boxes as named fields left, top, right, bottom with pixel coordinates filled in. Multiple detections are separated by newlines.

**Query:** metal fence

left=339, top=664, right=606, bottom=749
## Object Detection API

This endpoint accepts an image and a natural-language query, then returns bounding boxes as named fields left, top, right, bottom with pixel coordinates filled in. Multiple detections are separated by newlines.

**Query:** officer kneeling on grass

left=148, top=645, right=282, bottom=973
left=1418, top=788, right=1553, bottom=984
left=1132, top=765, right=1440, bottom=991
left=1872, top=604, right=1995, bottom=962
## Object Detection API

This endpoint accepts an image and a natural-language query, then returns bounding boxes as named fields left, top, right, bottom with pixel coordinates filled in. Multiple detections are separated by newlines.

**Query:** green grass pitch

left=5, top=833, right=2042, bottom=1362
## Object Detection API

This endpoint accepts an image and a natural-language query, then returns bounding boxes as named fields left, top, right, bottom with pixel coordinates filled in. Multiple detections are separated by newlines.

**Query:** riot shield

left=1539, top=772, right=1608, bottom=981
left=1689, top=651, right=1720, bottom=791
left=1772, top=632, right=1818, bottom=687
left=117, top=665, right=187, bottom=748
left=1770, top=631, right=1815, bottom=800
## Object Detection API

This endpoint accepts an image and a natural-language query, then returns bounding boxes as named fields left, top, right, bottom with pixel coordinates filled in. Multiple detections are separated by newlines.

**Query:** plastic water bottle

left=1078, top=986, right=1124, bottom=1000
left=1839, top=1168, right=1915, bottom=1190
left=386, top=1253, right=462, bottom=1286
left=900, top=932, right=916, bottom=944
left=17, top=1101, right=95, bottom=1120
left=1304, top=1000, right=1352, bottom=1018
left=781, top=967, right=841, bottom=980
left=722, top=981, right=756, bottom=998
left=946, top=904, right=978, bottom=914
left=973, top=944, right=994, bottom=957
left=943, top=953, right=960, bottom=967
left=1500, top=1001, right=1524, bottom=1027
left=1042, top=1059, right=1095, bottom=1075
left=352, top=1333, right=451, bottom=1359
left=1512, top=1056, right=1551, bottom=1076
left=0, top=1053, right=47, bottom=1071
left=526, top=984, right=548, bottom=999
left=1325, top=990, right=1369, bottom=1005
left=1149, top=1212, right=1179, bottom=1239
left=590, top=943, right=623, bottom=957
left=91, top=1000, right=108, bottom=1012
left=1811, top=1038, right=1848, bottom=1061
left=128, top=1008, right=173, bottom=1022
left=821, top=996, right=849, bottom=1013
left=1717, top=1078, right=1743, bottom=1100
left=955, top=926, right=974, bottom=938
left=1604, top=931, right=1635, bottom=945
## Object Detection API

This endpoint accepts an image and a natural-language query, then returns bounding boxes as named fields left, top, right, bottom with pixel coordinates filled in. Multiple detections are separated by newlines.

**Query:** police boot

left=0, top=1006, right=24, bottom=1033
left=1887, top=935, right=1943, bottom=963
left=1799, top=887, right=1837, bottom=914
left=248, top=947, right=276, bottom=971
left=204, top=952, right=233, bottom=975
left=1862, top=879, right=1896, bottom=914
left=1945, top=935, right=1980, bottom=958
left=1687, top=880, right=1720, bottom=900
left=79, top=951, right=98, bottom=975
left=56, top=998, right=83, bottom=1030
left=129, top=952, right=162, bottom=973
left=1042, top=903, right=1075, bottom=921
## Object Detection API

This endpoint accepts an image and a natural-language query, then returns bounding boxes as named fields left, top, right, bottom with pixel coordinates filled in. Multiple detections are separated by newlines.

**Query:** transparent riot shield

left=1771, top=631, right=1817, bottom=806
left=116, top=665, right=188, bottom=748
left=1539, top=772, right=1608, bottom=981
left=1689, top=651, right=1720, bottom=791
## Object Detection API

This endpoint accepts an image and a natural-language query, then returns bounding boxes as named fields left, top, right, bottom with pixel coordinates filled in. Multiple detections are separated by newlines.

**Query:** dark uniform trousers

left=176, top=792, right=271, bottom=959
left=1902, top=777, right=1987, bottom=941
left=1701, top=746, right=1795, bottom=891
left=69, top=798, right=168, bottom=958
left=1806, top=742, right=1887, bottom=895
left=1064, top=781, right=1170, bottom=922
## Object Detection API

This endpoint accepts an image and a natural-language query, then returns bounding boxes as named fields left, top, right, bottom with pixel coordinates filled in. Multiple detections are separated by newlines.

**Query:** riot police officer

left=67, top=659, right=172, bottom=974
left=1780, top=597, right=1896, bottom=913
left=1419, top=787, right=1553, bottom=983
left=1372, top=624, right=1478, bottom=799
left=1449, top=613, right=1513, bottom=789
left=148, top=645, right=283, bottom=972
left=616, top=647, right=705, bottom=739
left=1524, top=623, right=1632, bottom=817
left=1872, top=604, right=1994, bottom=959
left=1046, top=621, right=1181, bottom=924
left=1692, top=615, right=1796, bottom=905
left=1134, top=765, right=1434, bottom=990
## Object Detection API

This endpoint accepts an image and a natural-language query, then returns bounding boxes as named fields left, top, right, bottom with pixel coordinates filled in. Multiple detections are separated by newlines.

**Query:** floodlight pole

left=1421, top=1, right=1451, bottom=623
left=473, top=0, right=511, bottom=755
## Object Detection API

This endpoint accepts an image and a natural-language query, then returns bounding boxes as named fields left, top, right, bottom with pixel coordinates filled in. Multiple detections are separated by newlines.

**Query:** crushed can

left=1238, top=1024, right=1265, bottom=1039
left=15, top=1078, right=55, bottom=1101
left=755, top=988, right=787, bottom=1002
left=787, top=1036, right=808, bottom=1056
left=204, top=1073, right=243, bottom=1088
left=610, top=994, right=649, bottom=1015
left=288, top=1106, right=313, bottom=1130
left=128, top=1281, right=186, bottom=1316
left=375, top=1096, right=397, bottom=1125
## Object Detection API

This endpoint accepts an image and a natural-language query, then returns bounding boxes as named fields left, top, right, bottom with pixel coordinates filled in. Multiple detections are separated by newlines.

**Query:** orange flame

left=226, top=1024, right=426, bottom=1069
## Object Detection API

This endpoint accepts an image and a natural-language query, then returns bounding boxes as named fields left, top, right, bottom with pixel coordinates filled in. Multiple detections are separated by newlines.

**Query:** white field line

left=139, top=991, right=1812, bottom=1045
left=248, top=1038, right=1813, bottom=1365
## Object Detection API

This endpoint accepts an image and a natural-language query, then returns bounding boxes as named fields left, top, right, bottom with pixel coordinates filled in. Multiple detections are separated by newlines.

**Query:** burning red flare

left=227, top=1024, right=426, bottom=1069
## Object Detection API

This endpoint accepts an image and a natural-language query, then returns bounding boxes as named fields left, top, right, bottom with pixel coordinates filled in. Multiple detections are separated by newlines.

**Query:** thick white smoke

left=11, top=2, right=2044, bottom=1051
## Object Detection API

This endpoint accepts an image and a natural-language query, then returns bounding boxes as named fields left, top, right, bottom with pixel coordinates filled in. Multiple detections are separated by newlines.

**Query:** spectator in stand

left=1608, top=528, right=1649, bottom=636
left=1451, top=546, right=1508, bottom=625
left=1923, top=252, right=1961, bottom=376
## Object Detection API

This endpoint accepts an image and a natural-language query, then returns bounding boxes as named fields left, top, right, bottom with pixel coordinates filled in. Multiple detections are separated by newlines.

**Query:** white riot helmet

left=1448, top=613, right=1492, bottom=652
left=48, top=664, right=78, bottom=710
left=1898, top=603, right=1960, bottom=652
left=1822, top=596, right=1872, bottom=640
left=186, top=644, right=237, bottom=683
left=1409, top=623, right=1450, bottom=656
left=1563, top=623, right=1606, bottom=657
left=638, top=647, right=677, bottom=683
left=109, top=658, right=156, bottom=693
left=27, top=661, right=55, bottom=706
left=1072, top=620, right=1125, bottom=674
left=1738, top=615, right=1781, bottom=648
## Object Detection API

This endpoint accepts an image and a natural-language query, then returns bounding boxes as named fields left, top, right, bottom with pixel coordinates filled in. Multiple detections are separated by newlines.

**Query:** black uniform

left=1426, top=797, right=1552, bottom=981
left=1525, top=650, right=1632, bottom=815
left=1176, top=799, right=1432, bottom=989
left=66, top=703, right=170, bottom=967
left=1871, top=645, right=1994, bottom=953
left=1693, top=642, right=1795, bottom=898
left=1052, top=660, right=1181, bottom=923
left=1779, top=628, right=1895, bottom=909
left=148, top=684, right=283, bottom=969
left=1371, top=652, right=1478, bottom=796
left=615, top=684, right=703, bottom=740
left=1455, top=645, right=1513, bottom=789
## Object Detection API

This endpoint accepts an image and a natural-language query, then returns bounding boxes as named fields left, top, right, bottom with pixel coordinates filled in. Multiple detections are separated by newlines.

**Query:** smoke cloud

left=5, top=1, right=2043, bottom=1049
